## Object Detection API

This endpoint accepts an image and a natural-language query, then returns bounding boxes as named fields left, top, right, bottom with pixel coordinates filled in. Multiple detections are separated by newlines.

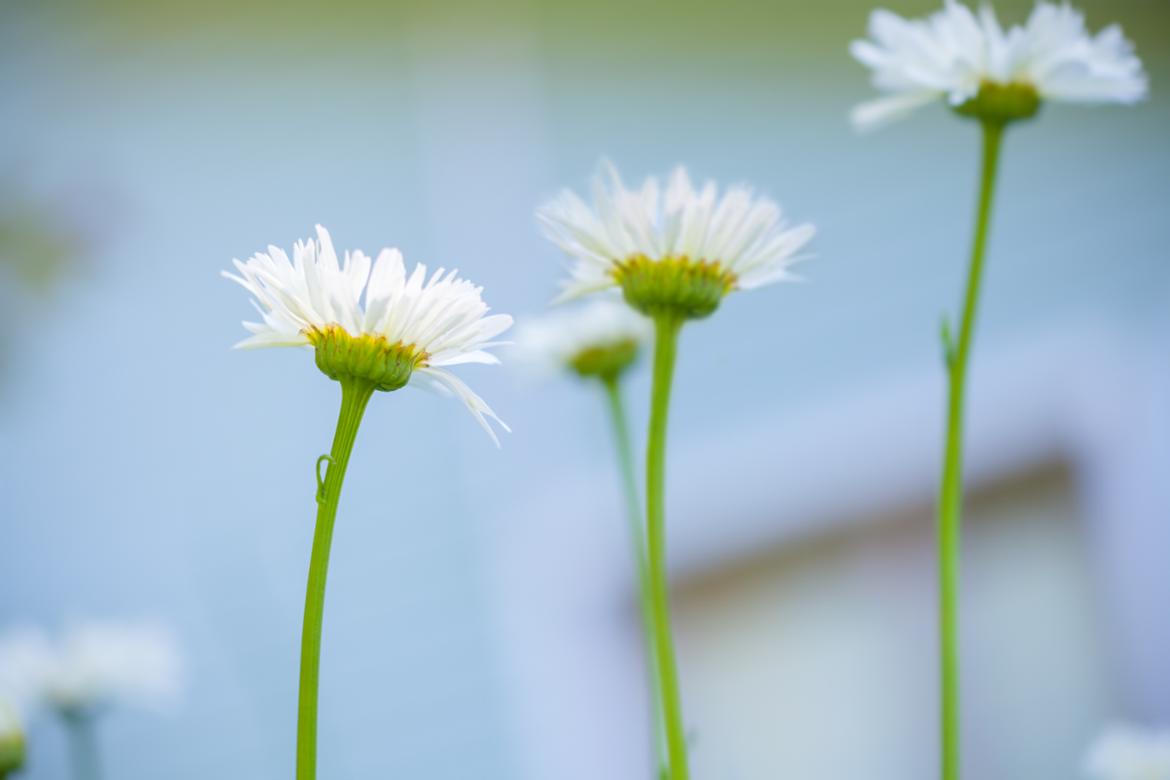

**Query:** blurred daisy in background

left=512, top=298, right=652, bottom=381
left=850, top=8, right=1146, bottom=779
left=850, top=0, right=1148, bottom=129
left=0, top=621, right=182, bottom=717
left=1085, top=725, right=1170, bottom=780
left=0, top=621, right=180, bottom=780
left=0, top=698, right=24, bottom=777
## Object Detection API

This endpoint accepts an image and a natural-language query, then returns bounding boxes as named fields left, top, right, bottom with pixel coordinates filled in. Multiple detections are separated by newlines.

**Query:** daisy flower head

left=850, top=1, right=1148, bottom=130
left=537, top=162, right=814, bottom=321
left=1085, top=725, right=1170, bottom=780
left=0, top=622, right=182, bottom=716
left=224, top=225, right=512, bottom=444
left=514, top=298, right=652, bottom=381
left=0, top=699, right=24, bottom=775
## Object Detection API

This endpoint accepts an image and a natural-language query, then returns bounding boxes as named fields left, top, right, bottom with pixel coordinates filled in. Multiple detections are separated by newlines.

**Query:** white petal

left=414, top=367, right=509, bottom=447
left=851, top=91, right=940, bottom=131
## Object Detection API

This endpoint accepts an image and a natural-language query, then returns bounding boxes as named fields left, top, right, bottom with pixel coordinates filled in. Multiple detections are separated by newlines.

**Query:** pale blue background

left=1, top=1, right=1167, bottom=778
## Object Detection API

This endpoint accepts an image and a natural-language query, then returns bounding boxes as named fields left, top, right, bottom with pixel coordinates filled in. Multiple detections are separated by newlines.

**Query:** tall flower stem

left=601, top=374, right=668, bottom=778
left=298, top=378, right=375, bottom=780
left=939, top=120, right=1003, bottom=780
left=646, top=314, right=688, bottom=780
left=61, top=710, right=101, bottom=780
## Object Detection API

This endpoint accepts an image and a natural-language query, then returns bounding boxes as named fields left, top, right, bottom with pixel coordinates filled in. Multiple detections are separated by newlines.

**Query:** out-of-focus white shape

left=0, top=696, right=24, bottom=773
left=0, top=698, right=21, bottom=739
left=0, top=622, right=182, bottom=714
left=850, top=1, right=1147, bottom=130
left=512, top=298, right=652, bottom=378
left=1085, top=725, right=1170, bottom=780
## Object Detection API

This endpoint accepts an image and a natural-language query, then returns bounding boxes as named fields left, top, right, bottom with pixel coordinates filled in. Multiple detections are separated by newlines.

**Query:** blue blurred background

left=1, top=0, right=1167, bottom=778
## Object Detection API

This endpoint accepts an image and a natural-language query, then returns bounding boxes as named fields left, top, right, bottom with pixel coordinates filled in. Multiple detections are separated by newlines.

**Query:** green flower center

left=568, top=339, right=640, bottom=381
left=954, top=81, right=1041, bottom=125
left=613, top=255, right=736, bottom=320
left=306, top=325, right=428, bottom=391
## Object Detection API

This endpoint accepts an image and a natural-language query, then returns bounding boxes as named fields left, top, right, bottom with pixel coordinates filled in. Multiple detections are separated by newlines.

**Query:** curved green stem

left=298, top=379, right=375, bottom=780
left=602, top=374, right=668, bottom=778
left=646, top=315, right=688, bottom=780
left=62, top=709, right=101, bottom=780
left=939, top=120, right=1004, bottom=780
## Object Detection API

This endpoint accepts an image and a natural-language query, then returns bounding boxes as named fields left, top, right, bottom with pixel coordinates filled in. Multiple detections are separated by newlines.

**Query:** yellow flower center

left=612, top=255, right=736, bottom=321
left=306, top=325, right=428, bottom=391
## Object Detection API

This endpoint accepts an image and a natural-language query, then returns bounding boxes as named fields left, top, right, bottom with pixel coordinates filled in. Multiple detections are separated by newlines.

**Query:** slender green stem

left=297, top=379, right=375, bottom=780
left=646, top=315, right=688, bottom=780
left=939, top=120, right=1004, bottom=780
left=602, top=374, right=668, bottom=778
left=62, top=709, right=101, bottom=780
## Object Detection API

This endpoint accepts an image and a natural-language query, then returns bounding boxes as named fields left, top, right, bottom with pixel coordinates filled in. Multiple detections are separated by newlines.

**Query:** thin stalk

left=297, top=378, right=375, bottom=780
left=646, top=315, right=688, bottom=780
left=602, top=374, right=668, bottom=778
left=938, top=120, right=1004, bottom=780
left=62, top=709, right=101, bottom=780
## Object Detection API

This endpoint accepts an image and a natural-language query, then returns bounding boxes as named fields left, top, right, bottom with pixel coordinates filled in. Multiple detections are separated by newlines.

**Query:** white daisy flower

left=224, top=225, right=512, bottom=444
left=1086, top=725, right=1170, bottom=780
left=0, top=622, right=182, bottom=715
left=0, top=699, right=23, bottom=775
left=513, top=298, right=652, bottom=380
left=850, top=1, right=1148, bottom=130
left=537, top=162, right=814, bottom=319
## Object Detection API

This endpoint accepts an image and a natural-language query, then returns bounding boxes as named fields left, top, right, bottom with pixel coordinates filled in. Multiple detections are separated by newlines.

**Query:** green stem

left=62, top=709, right=101, bottom=780
left=939, top=120, right=1004, bottom=780
left=646, top=315, right=688, bottom=780
left=297, top=379, right=375, bottom=780
left=602, top=374, right=668, bottom=779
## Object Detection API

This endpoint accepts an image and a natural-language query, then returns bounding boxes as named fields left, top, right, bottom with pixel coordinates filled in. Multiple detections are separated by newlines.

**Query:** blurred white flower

left=513, top=299, right=652, bottom=380
left=850, top=1, right=1147, bottom=129
left=0, top=698, right=24, bottom=774
left=224, top=225, right=512, bottom=443
left=537, top=162, right=814, bottom=305
left=0, top=701, right=19, bottom=738
left=1086, top=725, right=1170, bottom=780
left=0, top=622, right=182, bottom=715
